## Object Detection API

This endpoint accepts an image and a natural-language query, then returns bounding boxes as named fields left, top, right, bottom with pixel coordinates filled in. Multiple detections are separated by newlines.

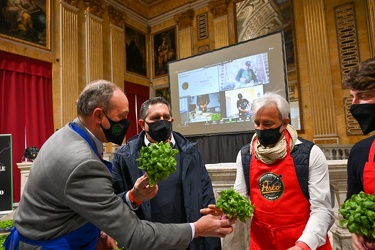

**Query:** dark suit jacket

left=112, top=131, right=221, bottom=250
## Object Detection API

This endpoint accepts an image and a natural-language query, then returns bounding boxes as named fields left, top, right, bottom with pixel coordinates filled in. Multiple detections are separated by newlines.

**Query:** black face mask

left=350, top=104, right=375, bottom=135
left=101, top=112, right=130, bottom=146
left=146, top=120, right=172, bottom=142
left=255, top=123, right=283, bottom=147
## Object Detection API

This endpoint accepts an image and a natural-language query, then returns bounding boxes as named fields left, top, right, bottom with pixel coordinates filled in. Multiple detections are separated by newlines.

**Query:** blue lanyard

left=69, top=122, right=100, bottom=159
left=69, top=122, right=112, bottom=172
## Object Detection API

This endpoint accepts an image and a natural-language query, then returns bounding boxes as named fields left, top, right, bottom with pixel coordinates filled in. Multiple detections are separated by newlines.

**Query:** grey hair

left=76, top=79, right=120, bottom=116
left=251, top=92, right=290, bottom=120
left=139, top=96, right=172, bottom=120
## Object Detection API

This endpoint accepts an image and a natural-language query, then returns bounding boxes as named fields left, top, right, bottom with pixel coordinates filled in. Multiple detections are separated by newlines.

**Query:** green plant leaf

left=216, top=188, right=254, bottom=223
left=136, top=141, right=178, bottom=187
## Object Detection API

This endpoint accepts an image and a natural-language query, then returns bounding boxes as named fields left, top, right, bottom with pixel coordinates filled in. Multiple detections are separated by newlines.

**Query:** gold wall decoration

left=60, top=1, right=80, bottom=125
left=198, top=45, right=209, bottom=54
left=84, top=0, right=105, bottom=18
left=335, top=3, right=360, bottom=88
left=209, top=0, right=230, bottom=19
left=111, top=25, right=125, bottom=89
left=213, top=16, right=229, bottom=49
left=197, top=13, right=208, bottom=40
left=175, top=9, right=194, bottom=59
left=303, top=0, right=337, bottom=141
left=86, top=14, right=104, bottom=82
left=344, top=97, right=362, bottom=135
left=236, top=0, right=282, bottom=40
left=175, top=9, right=195, bottom=31
left=0, top=0, right=51, bottom=50
left=108, top=5, right=126, bottom=28
left=178, top=28, right=192, bottom=59
left=62, top=0, right=78, bottom=8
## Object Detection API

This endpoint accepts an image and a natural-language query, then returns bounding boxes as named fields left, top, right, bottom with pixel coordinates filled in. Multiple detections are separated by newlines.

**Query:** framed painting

left=152, top=27, right=177, bottom=78
left=0, top=0, right=51, bottom=50
left=125, top=26, right=147, bottom=77
left=154, top=85, right=171, bottom=104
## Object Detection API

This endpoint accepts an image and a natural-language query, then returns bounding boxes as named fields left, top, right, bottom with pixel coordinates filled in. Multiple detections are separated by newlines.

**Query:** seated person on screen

left=235, top=61, right=258, bottom=86
left=196, top=94, right=210, bottom=112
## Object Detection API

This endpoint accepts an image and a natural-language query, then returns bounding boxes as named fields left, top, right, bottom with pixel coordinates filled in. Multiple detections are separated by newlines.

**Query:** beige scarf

left=250, top=124, right=298, bottom=164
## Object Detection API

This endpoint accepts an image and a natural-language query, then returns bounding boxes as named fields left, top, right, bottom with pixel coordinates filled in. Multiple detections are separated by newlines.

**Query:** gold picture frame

left=154, top=84, right=171, bottom=104
left=125, top=25, right=147, bottom=77
left=0, top=0, right=51, bottom=50
left=152, top=26, right=177, bottom=78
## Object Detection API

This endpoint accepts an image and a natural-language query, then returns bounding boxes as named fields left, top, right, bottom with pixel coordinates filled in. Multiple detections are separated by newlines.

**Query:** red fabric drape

left=0, top=51, right=54, bottom=202
left=124, top=82, right=149, bottom=140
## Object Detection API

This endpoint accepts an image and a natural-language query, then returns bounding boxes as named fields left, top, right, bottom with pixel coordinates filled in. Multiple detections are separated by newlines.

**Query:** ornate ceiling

left=112, top=0, right=192, bottom=20
left=137, top=0, right=164, bottom=4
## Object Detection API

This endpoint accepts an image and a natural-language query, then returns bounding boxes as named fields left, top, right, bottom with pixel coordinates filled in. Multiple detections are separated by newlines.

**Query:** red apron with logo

left=363, top=140, right=375, bottom=194
left=249, top=131, right=331, bottom=250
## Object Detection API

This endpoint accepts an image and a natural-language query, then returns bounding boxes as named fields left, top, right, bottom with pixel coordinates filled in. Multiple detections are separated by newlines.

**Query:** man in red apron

left=234, top=92, right=334, bottom=250
left=344, top=58, right=375, bottom=250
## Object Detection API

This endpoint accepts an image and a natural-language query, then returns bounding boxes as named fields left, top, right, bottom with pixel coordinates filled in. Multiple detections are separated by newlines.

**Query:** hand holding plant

left=216, top=188, right=254, bottom=223
left=339, top=191, right=375, bottom=245
left=136, top=141, right=179, bottom=187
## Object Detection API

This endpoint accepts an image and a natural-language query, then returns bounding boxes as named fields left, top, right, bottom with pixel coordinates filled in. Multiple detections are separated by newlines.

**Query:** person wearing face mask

left=111, top=96, right=221, bottom=250
left=233, top=92, right=334, bottom=250
left=3, top=80, right=234, bottom=250
left=343, top=58, right=375, bottom=250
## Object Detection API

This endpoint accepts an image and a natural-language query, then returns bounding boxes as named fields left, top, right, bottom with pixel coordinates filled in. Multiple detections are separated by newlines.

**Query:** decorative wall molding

left=60, top=2, right=80, bottom=125
left=303, top=0, right=338, bottom=141
left=236, top=0, right=284, bottom=41
left=175, top=9, right=195, bottom=31
left=213, top=15, right=229, bottom=49
left=178, top=28, right=193, bottom=59
left=335, top=3, right=360, bottom=88
left=108, top=5, right=126, bottom=28
left=209, top=0, right=230, bottom=19
left=61, top=0, right=78, bottom=8
left=197, top=13, right=209, bottom=40
left=84, top=0, right=105, bottom=18
left=110, top=24, right=125, bottom=88
left=85, top=13, right=104, bottom=83
left=344, top=97, right=362, bottom=135
left=198, top=44, right=209, bottom=54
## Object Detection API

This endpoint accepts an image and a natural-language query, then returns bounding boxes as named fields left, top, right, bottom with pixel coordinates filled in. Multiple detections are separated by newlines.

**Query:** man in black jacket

left=344, top=58, right=375, bottom=250
left=112, top=96, right=221, bottom=250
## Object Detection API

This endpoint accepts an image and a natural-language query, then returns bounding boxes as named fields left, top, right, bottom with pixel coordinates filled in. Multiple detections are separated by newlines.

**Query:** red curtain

left=124, top=82, right=149, bottom=140
left=0, top=51, right=54, bottom=202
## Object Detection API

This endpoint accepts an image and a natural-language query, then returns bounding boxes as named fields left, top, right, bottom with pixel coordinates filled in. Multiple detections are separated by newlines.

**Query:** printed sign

left=0, top=134, right=12, bottom=213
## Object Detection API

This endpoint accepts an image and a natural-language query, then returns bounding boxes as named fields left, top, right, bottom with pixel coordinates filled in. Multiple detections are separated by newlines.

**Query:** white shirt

left=234, top=139, right=335, bottom=249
